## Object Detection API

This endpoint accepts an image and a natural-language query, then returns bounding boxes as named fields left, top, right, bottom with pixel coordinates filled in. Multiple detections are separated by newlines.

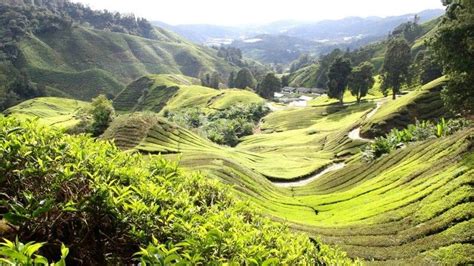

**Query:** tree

left=257, top=73, right=281, bottom=99
left=316, top=49, right=344, bottom=89
left=210, top=72, right=220, bottom=89
left=234, top=68, right=256, bottom=89
left=349, top=62, right=375, bottom=103
left=431, top=0, right=474, bottom=115
left=89, top=94, right=115, bottom=137
left=281, top=75, right=289, bottom=88
left=201, top=73, right=211, bottom=87
left=326, top=57, right=352, bottom=104
left=228, top=71, right=235, bottom=88
left=414, top=50, right=442, bottom=85
left=381, top=38, right=411, bottom=100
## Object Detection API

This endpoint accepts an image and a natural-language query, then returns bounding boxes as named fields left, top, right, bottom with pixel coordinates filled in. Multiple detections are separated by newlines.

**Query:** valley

left=0, top=0, right=472, bottom=265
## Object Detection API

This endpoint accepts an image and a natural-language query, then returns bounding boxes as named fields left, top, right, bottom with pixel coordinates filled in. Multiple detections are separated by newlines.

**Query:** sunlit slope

left=103, top=96, right=473, bottom=264
left=113, top=74, right=264, bottom=113
left=18, top=26, right=235, bottom=101
left=360, top=76, right=447, bottom=138
left=289, top=128, right=473, bottom=264
left=3, top=97, right=89, bottom=129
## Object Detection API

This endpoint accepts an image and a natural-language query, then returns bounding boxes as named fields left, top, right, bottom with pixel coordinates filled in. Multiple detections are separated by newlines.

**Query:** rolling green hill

left=3, top=96, right=89, bottom=129
left=113, top=74, right=264, bottom=113
left=0, top=2, right=237, bottom=105
left=17, top=27, right=235, bottom=101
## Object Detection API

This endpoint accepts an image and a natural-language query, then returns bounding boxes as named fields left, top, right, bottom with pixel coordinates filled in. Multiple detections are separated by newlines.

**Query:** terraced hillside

left=360, top=76, right=447, bottom=138
left=3, top=97, right=89, bottom=129
left=99, top=86, right=473, bottom=263
left=5, top=82, right=473, bottom=263
left=113, top=74, right=264, bottom=113
left=17, top=26, right=235, bottom=101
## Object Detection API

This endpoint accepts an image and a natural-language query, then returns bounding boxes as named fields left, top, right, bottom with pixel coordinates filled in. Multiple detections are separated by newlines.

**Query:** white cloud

left=70, top=0, right=444, bottom=25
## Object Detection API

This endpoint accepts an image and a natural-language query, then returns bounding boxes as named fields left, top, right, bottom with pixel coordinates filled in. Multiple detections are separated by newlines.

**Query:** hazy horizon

left=70, top=0, right=444, bottom=26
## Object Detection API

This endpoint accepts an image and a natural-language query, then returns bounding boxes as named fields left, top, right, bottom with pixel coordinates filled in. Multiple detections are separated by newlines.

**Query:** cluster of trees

left=228, top=68, right=256, bottom=89
left=0, top=4, right=72, bottom=62
left=227, top=68, right=282, bottom=100
left=165, top=103, right=269, bottom=146
left=325, top=36, right=414, bottom=104
left=200, top=72, right=221, bottom=89
left=1, top=69, right=45, bottom=110
left=326, top=57, right=375, bottom=104
left=431, top=0, right=473, bottom=115
left=0, top=0, right=158, bottom=40
left=216, top=47, right=244, bottom=66
left=390, top=15, right=423, bottom=43
left=257, top=73, right=281, bottom=99
left=289, top=54, right=315, bottom=73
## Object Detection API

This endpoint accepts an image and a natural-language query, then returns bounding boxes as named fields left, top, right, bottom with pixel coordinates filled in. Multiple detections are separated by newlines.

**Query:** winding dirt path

left=270, top=98, right=386, bottom=187
left=272, top=163, right=346, bottom=188
left=348, top=99, right=386, bottom=141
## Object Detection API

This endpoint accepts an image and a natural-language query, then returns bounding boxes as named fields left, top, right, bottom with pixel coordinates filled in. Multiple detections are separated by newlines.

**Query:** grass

left=18, top=26, right=236, bottom=100
left=3, top=97, right=90, bottom=129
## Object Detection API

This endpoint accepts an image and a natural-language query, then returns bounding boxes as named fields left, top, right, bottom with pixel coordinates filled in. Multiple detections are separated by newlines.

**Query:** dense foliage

left=348, top=62, right=375, bottom=103
left=233, top=68, right=256, bottom=89
left=0, top=0, right=157, bottom=41
left=381, top=38, right=412, bottom=99
left=257, top=73, right=281, bottom=99
left=200, top=72, right=221, bottom=89
left=165, top=103, right=269, bottom=147
left=362, top=118, right=471, bottom=161
left=0, top=117, right=355, bottom=264
left=327, top=57, right=352, bottom=104
left=431, top=0, right=474, bottom=115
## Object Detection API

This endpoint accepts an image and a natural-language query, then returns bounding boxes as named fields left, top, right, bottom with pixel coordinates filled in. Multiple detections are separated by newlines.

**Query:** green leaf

left=262, top=258, right=280, bottom=266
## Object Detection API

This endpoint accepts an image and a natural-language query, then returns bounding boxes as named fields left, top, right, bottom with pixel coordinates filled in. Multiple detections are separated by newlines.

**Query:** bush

left=0, top=117, right=355, bottom=264
left=362, top=118, right=471, bottom=161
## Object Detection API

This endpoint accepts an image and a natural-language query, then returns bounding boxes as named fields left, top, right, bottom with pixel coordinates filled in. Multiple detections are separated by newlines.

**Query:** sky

left=70, top=0, right=444, bottom=26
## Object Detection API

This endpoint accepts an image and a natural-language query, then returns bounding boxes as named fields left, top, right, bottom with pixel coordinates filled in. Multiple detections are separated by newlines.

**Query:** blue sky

left=71, top=0, right=444, bottom=25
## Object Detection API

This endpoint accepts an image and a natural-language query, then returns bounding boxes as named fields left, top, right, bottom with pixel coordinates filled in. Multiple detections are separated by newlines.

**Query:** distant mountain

left=154, top=10, right=443, bottom=46
left=285, top=9, right=444, bottom=42
left=153, top=9, right=444, bottom=65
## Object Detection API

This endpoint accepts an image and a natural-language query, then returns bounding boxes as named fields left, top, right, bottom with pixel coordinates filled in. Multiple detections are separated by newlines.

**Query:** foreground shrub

left=362, top=118, right=471, bottom=161
left=0, top=117, right=354, bottom=264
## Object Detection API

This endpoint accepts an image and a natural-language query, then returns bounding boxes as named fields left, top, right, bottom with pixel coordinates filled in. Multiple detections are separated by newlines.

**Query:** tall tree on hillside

left=210, top=72, right=220, bottom=89
left=228, top=71, right=236, bottom=88
left=316, top=48, right=344, bottom=89
left=257, top=73, right=281, bottom=99
left=281, top=74, right=289, bottom=88
left=348, top=62, right=375, bottom=103
left=327, top=57, right=352, bottom=104
left=431, top=0, right=474, bottom=115
left=381, top=38, right=411, bottom=100
left=201, top=73, right=211, bottom=87
left=413, top=50, right=443, bottom=85
left=234, top=68, right=256, bottom=89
